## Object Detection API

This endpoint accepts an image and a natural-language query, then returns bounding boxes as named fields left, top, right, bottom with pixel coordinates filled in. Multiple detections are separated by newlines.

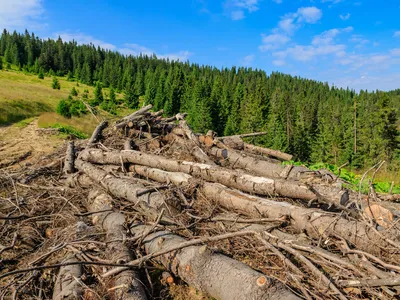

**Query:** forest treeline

left=1, top=29, right=399, bottom=170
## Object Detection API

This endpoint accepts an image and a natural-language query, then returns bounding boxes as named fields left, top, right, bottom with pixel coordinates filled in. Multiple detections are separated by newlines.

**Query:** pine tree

left=134, top=70, right=145, bottom=96
left=67, top=71, right=73, bottom=81
left=0, top=58, right=3, bottom=70
left=52, top=76, right=61, bottom=90
left=71, top=87, right=78, bottom=97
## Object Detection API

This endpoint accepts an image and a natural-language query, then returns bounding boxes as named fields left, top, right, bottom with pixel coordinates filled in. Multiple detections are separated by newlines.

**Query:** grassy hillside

left=0, top=69, right=97, bottom=125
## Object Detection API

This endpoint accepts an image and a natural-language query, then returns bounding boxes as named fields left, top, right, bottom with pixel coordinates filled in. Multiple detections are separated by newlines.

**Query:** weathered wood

left=79, top=149, right=318, bottom=201
left=88, top=190, right=147, bottom=300
left=63, top=141, right=75, bottom=174
left=115, top=104, right=153, bottom=129
left=127, top=225, right=300, bottom=300
left=216, top=132, right=268, bottom=140
left=243, top=143, right=293, bottom=161
left=87, top=120, right=108, bottom=147
left=52, top=256, right=82, bottom=300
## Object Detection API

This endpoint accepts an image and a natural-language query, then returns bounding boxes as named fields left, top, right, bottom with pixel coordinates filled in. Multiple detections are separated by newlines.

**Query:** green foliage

left=13, top=117, right=35, bottom=128
left=56, top=97, right=87, bottom=119
left=0, top=58, right=2, bottom=70
left=93, top=81, right=104, bottom=105
left=38, top=69, right=44, bottom=79
left=49, top=123, right=88, bottom=139
left=70, top=87, right=78, bottom=96
left=82, top=89, right=89, bottom=100
left=66, top=71, right=73, bottom=81
left=52, top=76, right=60, bottom=89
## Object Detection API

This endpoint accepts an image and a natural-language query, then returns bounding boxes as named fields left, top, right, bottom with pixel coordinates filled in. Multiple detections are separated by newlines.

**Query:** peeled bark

left=88, top=190, right=147, bottom=300
left=87, top=120, right=108, bottom=147
left=243, top=143, right=293, bottom=161
left=129, top=225, right=300, bottom=300
left=52, top=256, right=82, bottom=300
left=75, top=159, right=179, bottom=223
left=116, top=104, right=153, bottom=129
left=79, top=149, right=317, bottom=201
left=201, top=183, right=400, bottom=261
left=63, top=141, right=75, bottom=174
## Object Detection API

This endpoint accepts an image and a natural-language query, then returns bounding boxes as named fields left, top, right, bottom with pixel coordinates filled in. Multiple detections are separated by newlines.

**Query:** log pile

left=1, top=105, right=400, bottom=299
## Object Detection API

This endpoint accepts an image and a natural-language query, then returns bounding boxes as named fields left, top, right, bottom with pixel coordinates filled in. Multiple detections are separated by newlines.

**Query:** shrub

left=70, top=87, right=78, bottom=96
left=52, top=76, right=61, bottom=90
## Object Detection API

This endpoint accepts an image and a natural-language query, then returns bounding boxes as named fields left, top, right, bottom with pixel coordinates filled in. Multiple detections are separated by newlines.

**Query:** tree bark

left=128, top=225, right=300, bottom=300
left=87, top=120, right=108, bottom=147
left=79, top=149, right=318, bottom=201
left=115, top=104, right=153, bottom=129
left=52, top=256, right=82, bottom=300
left=243, top=143, right=293, bottom=161
left=63, top=141, right=75, bottom=174
left=87, top=190, right=147, bottom=300
left=75, top=159, right=179, bottom=223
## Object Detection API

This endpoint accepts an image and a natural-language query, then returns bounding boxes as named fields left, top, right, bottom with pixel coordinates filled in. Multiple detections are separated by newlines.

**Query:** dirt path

left=0, top=119, right=63, bottom=169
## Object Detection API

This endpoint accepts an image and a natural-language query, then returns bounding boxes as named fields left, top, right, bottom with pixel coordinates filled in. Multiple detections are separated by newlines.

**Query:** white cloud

left=0, top=0, right=45, bottom=30
left=274, top=44, right=346, bottom=61
left=394, top=31, right=400, bottom=37
left=278, top=7, right=322, bottom=34
left=259, top=33, right=290, bottom=51
left=390, top=48, right=400, bottom=56
left=297, top=7, right=322, bottom=23
left=340, top=13, right=351, bottom=20
left=55, top=33, right=117, bottom=50
left=231, top=10, right=245, bottom=20
left=120, top=44, right=192, bottom=61
left=225, top=0, right=261, bottom=20
left=312, top=27, right=352, bottom=45
left=241, top=54, right=255, bottom=66
left=272, top=0, right=282, bottom=3
left=349, top=34, right=370, bottom=47
left=233, top=0, right=260, bottom=12
left=321, top=0, right=343, bottom=5
left=272, top=59, right=286, bottom=66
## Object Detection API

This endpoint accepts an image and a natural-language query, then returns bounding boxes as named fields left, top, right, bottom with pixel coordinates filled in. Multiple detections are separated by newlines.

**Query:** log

left=243, top=143, right=293, bottom=161
left=52, top=256, right=82, bottom=300
left=127, top=226, right=300, bottom=300
left=115, top=104, right=153, bottom=129
left=88, top=190, right=147, bottom=300
left=87, top=120, right=108, bottom=147
left=107, top=164, right=399, bottom=260
left=201, top=183, right=400, bottom=261
left=79, top=149, right=318, bottom=201
left=338, top=277, right=400, bottom=288
left=74, top=160, right=179, bottom=223
left=162, top=112, right=187, bottom=122
left=216, top=132, right=268, bottom=140
left=63, top=141, right=75, bottom=174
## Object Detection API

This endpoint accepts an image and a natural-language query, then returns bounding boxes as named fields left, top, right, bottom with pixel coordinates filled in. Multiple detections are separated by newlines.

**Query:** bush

left=0, top=58, right=3, bottom=70
left=56, top=99, right=71, bottom=118
left=66, top=71, right=73, bottom=81
left=52, top=76, right=61, bottom=90
left=38, top=69, right=44, bottom=79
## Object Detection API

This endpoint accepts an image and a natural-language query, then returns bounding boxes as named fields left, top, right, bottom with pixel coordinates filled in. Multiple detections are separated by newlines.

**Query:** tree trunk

left=128, top=225, right=300, bottom=300
left=52, top=256, right=82, bottom=300
left=87, top=190, right=147, bottom=300
left=79, top=149, right=318, bottom=201
left=63, top=141, right=75, bottom=174
left=243, top=143, right=293, bottom=161
left=116, top=104, right=153, bottom=129
left=87, top=120, right=108, bottom=147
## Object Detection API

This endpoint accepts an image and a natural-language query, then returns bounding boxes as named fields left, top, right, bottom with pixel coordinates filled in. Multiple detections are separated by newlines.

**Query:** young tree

left=38, top=69, right=44, bottom=79
left=56, top=99, right=71, bottom=118
left=0, top=58, right=3, bottom=70
left=66, top=71, right=73, bottom=81
left=52, top=76, right=61, bottom=90
left=70, top=87, right=78, bottom=97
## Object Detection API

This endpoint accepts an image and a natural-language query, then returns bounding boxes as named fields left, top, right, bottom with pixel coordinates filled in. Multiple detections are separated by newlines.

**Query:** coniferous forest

left=1, top=29, right=399, bottom=171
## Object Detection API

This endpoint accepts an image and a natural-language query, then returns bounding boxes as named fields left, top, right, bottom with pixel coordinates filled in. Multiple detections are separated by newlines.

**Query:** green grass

left=284, top=160, right=400, bottom=194
left=13, top=117, right=36, bottom=128
left=48, top=123, right=88, bottom=139
left=0, top=68, right=120, bottom=125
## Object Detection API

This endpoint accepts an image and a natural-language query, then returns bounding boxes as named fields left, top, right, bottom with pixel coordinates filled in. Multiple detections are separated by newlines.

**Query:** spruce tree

left=0, top=58, right=3, bottom=70
left=52, top=76, right=61, bottom=89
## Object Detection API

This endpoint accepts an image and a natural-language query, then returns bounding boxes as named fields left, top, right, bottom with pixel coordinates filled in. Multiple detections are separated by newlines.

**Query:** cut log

left=162, top=112, right=187, bottom=122
left=216, top=132, right=268, bottom=140
left=79, top=149, right=318, bottom=201
left=74, top=160, right=179, bottom=223
left=115, top=104, right=153, bottom=129
left=52, top=256, right=82, bottom=300
left=243, top=143, right=293, bottom=161
left=128, top=225, right=300, bottom=300
left=63, top=141, right=75, bottom=174
left=88, top=190, right=147, bottom=300
left=87, top=120, right=108, bottom=147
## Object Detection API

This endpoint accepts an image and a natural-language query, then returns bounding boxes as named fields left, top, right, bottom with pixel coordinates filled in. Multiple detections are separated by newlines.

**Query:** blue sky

left=1, top=0, right=400, bottom=91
